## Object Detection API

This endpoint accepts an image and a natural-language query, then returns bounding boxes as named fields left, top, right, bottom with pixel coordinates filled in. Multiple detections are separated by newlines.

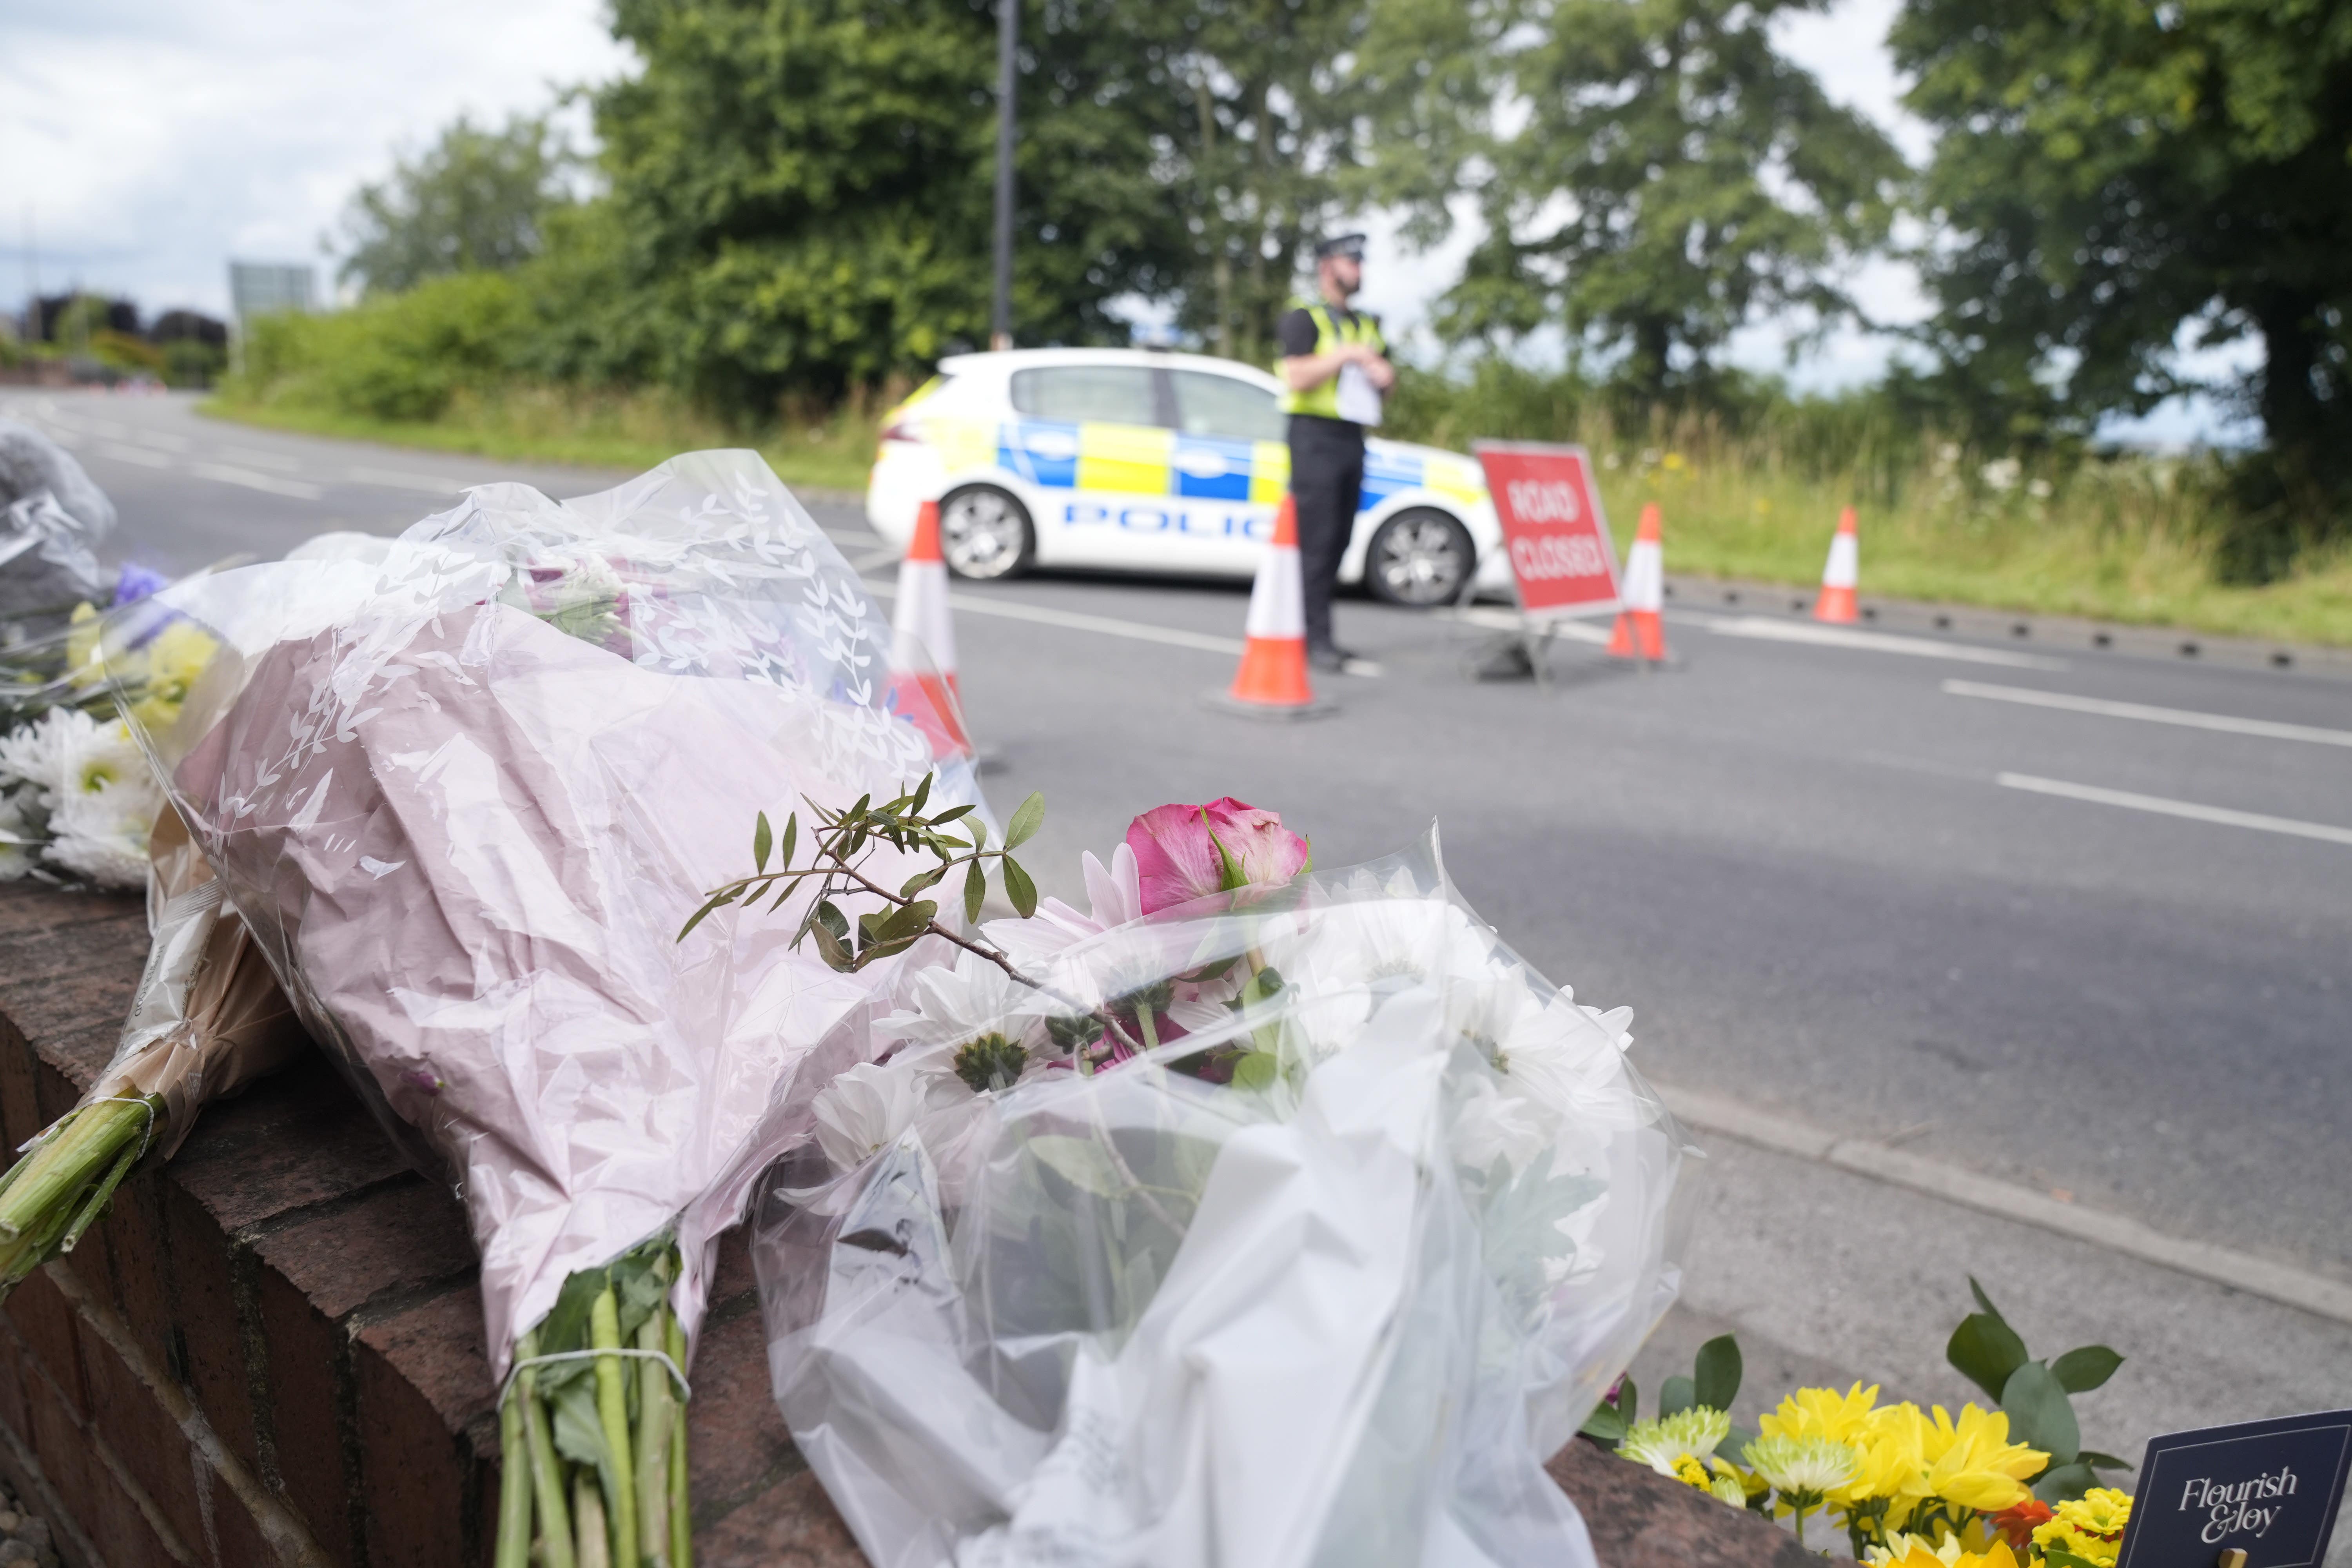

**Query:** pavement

left=13, top=389, right=2352, bottom=1540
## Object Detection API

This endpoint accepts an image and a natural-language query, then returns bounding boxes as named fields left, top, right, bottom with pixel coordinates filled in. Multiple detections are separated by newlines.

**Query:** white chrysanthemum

left=36, top=715, right=161, bottom=889
left=810, top=1056, right=973, bottom=1174
left=985, top=844, right=1145, bottom=968
left=1456, top=981, right=1637, bottom=1134
left=1278, top=882, right=1499, bottom=1055
left=1619, top=1408, right=1733, bottom=1473
left=877, top=946, right=1042, bottom=1053
left=0, top=709, right=79, bottom=799
left=1452, top=1078, right=1552, bottom=1174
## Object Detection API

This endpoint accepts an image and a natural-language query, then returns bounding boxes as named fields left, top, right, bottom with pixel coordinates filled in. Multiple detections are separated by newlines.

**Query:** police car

left=866, top=348, right=1509, bottom=605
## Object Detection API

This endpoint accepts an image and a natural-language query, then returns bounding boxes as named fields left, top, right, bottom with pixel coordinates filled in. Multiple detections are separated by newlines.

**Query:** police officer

left=1277, top=233, right=1394, bottom=672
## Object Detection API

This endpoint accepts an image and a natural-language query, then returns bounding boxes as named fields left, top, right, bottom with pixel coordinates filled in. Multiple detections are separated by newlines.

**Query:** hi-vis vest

left=1278, top=301, right=1387, bottom=421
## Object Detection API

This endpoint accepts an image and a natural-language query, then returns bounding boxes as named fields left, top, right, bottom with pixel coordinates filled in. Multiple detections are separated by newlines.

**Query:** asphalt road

left=15, top=390, right=2352, bottom=1489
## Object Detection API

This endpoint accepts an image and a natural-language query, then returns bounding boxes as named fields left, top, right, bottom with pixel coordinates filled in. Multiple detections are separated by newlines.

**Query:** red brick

left=85, top=1430, right=192, bottom=1568
left=75, top=1291, right=207, bottom=1556
left=0, top=1018, right=45, bottom=1151
left=0, top=1321, right=30, bottom=1443
left=5, top=1268, right=84, bottom=1420
left=21, top=1356, right=93, bottom=1535
left=156, top=1179, right=264, bottom=1483
left=351, top=1285, right=496, bottom=1568
left=167, top=1057, right=414, bottom=1235
left=249, top=1176, right=473, bottom=1563
left=682, top=1304, right=803, bottom=1524
left=207, top=1466, right=285, bottom=1568
left=101, top=1169, right=177, bottom=1377
left=695, top=1469, right=863, bottom=1568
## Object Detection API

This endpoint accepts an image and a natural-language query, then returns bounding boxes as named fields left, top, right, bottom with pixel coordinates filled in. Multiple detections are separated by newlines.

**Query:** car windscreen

left=1009, top=365, right=1160, bottom=426
left=1170, top=369, right=1287, bottom=443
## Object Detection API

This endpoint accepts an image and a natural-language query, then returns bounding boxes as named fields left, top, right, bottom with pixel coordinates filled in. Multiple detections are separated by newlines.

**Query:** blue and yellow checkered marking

left=996, top=420, right=1456, bottom=517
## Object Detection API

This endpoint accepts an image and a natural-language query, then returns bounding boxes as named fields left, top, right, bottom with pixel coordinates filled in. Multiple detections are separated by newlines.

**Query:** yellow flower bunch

left=2032, top=1488, right=2131, bottom=1568
left=122, top=620, right=219, bottom=733
left=1866, top=1531, right=2022, bottom=1568
left=1759, top=1385, right=2048, bottom=1551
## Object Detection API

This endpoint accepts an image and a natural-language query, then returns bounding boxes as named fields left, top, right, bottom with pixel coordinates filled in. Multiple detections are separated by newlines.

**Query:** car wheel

left=1365, top=508, right=1474, bottom=606
left=937, top=486, right=1035, bottom=580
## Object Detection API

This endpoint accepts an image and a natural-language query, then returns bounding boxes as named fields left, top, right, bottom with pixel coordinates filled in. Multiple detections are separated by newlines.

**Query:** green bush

left=225, top=271, right=533, bottom=421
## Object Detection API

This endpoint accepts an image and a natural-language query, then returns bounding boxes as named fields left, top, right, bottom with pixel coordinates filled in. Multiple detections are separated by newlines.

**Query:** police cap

left=1313, top=233, right=1368, bottom=263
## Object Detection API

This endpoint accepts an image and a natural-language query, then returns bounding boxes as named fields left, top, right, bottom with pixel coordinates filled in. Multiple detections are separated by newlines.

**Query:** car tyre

left=938, top=485, right=1036, bottom=580
left=1364, top=508, right=1475, bottom=607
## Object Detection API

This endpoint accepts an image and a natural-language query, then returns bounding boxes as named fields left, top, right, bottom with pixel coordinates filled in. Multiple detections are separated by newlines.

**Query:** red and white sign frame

left=1474, top=440, right=1623, bottom=622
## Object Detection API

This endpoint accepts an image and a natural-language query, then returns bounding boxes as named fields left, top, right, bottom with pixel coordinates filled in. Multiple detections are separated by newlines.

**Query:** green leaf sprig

left=678, top=772, right=1048, bottom=989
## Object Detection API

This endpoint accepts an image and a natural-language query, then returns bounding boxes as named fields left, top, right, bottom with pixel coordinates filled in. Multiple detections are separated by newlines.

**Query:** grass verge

left=202, top=383, right=877, bottom=495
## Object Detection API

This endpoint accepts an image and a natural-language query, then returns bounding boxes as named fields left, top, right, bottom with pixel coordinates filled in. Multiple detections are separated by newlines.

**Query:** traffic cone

left=1606, top=503, right=1668, bottom=661
left=1813, top=507, right=1860, bottom=624
left=887, top=499, right=973, bottom=759
left=1215, top=495, right=1329, bottom=715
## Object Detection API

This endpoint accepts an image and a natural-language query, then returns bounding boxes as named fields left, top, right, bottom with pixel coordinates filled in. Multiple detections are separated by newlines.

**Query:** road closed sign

left=1474, top=441, right=1621, bottom=618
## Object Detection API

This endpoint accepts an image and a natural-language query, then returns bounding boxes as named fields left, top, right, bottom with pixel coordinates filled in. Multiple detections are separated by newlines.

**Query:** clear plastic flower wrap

left=751, top=831, right=1691, bottom=1568
left=109, top=451, right=985, bottom=1567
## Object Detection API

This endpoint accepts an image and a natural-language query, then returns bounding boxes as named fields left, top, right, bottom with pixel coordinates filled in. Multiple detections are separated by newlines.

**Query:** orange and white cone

left=1606, top=503, right=1668, bottom=661
left=1225, top=495, right=1319, bottom=709
left=1813, top=507, right=1859, bottom=623
left=887, top=499, right=973, bottom=759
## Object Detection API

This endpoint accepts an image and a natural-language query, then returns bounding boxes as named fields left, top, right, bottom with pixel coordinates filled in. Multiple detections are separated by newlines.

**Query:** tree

left=1893, top=0, right=2352, bottom=565
left=336, top=114, right=575, bottom=294
left=1362, top=0, right=1903, bottom=406
left=593, top=0, right=1198, bottom=407
left=1157, top=0, right=1373, bottom=363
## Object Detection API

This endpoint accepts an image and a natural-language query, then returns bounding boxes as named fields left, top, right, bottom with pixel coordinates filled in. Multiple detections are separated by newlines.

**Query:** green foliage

left=1363, top=0, right=1902, bottom=404
left=1945, top=1276, right=2127, bottom=1501
left=225, top=270, right=535, bottom=421
left=337, top=113, right=577, bottom=295
left=1892, top=0, right=2352, bottom=573
left=592, top=0, right=1196, bottom=408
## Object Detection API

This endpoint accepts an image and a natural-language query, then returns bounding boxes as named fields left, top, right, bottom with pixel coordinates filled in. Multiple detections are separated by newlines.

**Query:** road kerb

left=1655, top=1081, right=2352, bottom=1327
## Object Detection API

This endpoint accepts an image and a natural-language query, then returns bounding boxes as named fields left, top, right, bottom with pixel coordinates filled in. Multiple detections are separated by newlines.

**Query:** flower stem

left=591, top=1286, right=639, bottom=1568
left=574, top=1474, right=611, bottom=1568
left=495, top=1356, right=534, bottom=1568
left=633, top=1307, right=675, bottom=1566
left=519, top=1333, right=576, bottom=1568
left=666, top=1313, right=692, bottom=1568
left=0, top=1096, right=163, bottom=1294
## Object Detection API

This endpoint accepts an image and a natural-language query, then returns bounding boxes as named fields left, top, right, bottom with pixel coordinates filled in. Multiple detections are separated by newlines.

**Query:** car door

left=1002, top=363, right=1178, bottom=569
left=1165, top=367, right=1291, bottom=573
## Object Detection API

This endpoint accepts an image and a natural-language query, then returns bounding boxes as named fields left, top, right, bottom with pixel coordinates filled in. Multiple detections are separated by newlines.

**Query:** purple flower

left=112, top=564, right=169, bottom=606
left=1125, top=798, right=1308, bottom=914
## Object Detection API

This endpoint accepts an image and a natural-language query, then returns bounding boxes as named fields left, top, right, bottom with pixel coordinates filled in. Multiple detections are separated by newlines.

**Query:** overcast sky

left=0, top=0, right=2232, bottom=437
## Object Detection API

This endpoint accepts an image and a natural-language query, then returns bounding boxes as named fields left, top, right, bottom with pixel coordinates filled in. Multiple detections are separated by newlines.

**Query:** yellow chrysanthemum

left=1672, top=1455, right=1712, bottom=1489
left=1843, top=1402, right=1929, bottom=1510
left=124, top=621, right=219, bottom=732
left=1762, top=1383, right=1884, bottom=1447
left=1916, top=1405, right=2046, bottom=1513
left=1864, top=1530, right=2020, bottom=1568
left=63, top=603, right=104, bottom=691
left=2032, top=1488, right=2132, bottom=1568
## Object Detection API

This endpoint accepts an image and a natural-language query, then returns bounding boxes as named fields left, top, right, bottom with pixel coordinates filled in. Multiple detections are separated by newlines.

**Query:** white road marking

left=1947, top=679, right=2352, bottom=748
left=867, top=579, right=1246, bottom=655
left=1657, top=1080, right=2352, bottom=1326
left=347, top=466, right=465, bottom=494
left=1447, top=605, right=1613, bottom=645
left=1996, top=772, right=2352, bottom=847
left=217, top=446, right=305, bottom=473
left=95, top=442, right=173, bottom=469
left=188, top=463, right=326, bottom=501
left=1704, top=614, right=2067, bottom=669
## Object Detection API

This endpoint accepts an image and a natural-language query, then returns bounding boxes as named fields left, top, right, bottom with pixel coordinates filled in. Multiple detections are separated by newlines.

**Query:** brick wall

left=0, top=884, right=1828, bottom=1568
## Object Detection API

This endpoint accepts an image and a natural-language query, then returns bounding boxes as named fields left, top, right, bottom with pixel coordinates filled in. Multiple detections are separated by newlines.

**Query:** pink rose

left=1125, top=798, right=1309, bottom=914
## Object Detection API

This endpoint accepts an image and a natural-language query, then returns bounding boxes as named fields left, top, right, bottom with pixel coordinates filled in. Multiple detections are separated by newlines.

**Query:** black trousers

left=1287, top=415, right=1366, bottom=653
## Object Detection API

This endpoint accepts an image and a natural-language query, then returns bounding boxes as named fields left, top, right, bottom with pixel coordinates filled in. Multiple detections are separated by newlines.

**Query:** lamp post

left=990, top=0, right=1017, bottom=352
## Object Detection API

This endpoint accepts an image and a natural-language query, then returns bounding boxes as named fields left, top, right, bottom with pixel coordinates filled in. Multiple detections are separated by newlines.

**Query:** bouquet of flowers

left=0, top=803, right=307, bottom=1291
left=1596, top=1280, right=2132, bottom=1566
left=0, top=492, right=188, bottom=889
left=744, top=796, right=1689, bottom=1568
left=116, top=452, right=984, bottom=1568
